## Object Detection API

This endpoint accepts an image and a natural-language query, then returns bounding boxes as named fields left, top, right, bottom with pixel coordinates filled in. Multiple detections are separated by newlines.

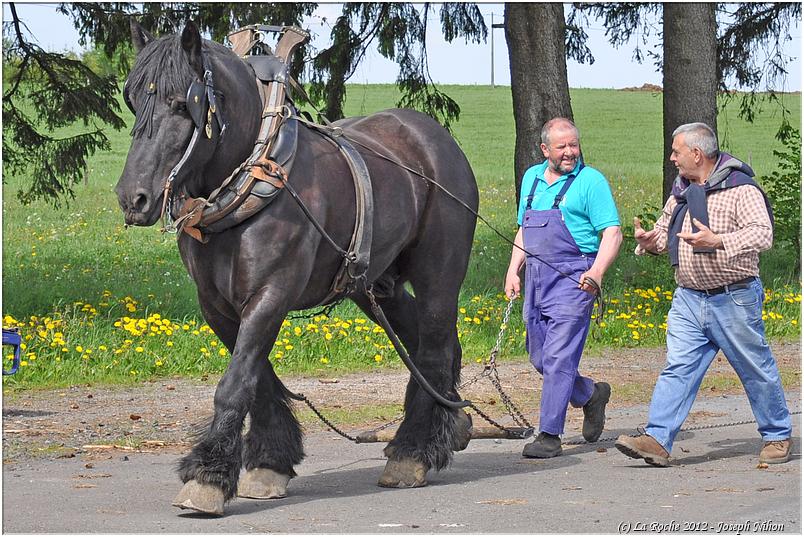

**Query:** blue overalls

left=521, top=170, right=597, bottom=436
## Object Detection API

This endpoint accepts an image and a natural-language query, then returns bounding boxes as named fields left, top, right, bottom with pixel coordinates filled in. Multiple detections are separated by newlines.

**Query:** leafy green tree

left=573, top=2, right=801, bottom=202
left=3, top=2, right=486, bottom=205
left=763, top=129, right=801, bottom=254
left=5, top=1, right=799, bottom=211
left=3, top=3, right=125, bottom=206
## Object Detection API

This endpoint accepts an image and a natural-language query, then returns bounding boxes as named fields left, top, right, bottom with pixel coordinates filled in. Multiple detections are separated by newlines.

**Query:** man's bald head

left=541, top=118, right=579, bottom=146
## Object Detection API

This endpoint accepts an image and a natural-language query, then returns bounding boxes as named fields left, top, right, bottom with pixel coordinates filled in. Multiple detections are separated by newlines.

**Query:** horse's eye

left=169, top=98, right=187, bottom=112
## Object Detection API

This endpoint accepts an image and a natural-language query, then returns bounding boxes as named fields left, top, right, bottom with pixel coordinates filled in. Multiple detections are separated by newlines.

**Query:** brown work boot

left=615, top=434, right=669, bottom=467
left=759, top=439, right=792, bottom=464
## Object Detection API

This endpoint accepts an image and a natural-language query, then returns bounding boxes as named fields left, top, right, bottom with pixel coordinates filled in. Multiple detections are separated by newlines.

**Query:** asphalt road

left=3, top=392, right=800, bottom=534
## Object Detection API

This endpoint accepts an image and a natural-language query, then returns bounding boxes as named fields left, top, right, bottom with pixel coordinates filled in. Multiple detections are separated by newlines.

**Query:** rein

left=283, top=79, right=605, bottom=312
left=290, top=112, right=605, bottom=317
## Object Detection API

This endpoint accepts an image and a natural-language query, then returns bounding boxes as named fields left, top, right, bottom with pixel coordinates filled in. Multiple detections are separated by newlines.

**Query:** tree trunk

left=505, top=3, right=574, bottom=208
left=662, top=3, right=718, bottom=202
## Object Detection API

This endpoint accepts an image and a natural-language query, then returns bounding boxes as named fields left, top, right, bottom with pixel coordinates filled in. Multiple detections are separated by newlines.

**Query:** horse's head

left=116, top=21, right=260, bottom=226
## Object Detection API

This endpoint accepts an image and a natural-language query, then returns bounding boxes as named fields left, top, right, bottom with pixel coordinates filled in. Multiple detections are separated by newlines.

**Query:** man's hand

left=504, top=270, right=521, bottom=300
left=634, top=216, right=659, bottom=252
left=677, top=217, right=723, bottom=249
left=579, top=270, right=602, bottom=295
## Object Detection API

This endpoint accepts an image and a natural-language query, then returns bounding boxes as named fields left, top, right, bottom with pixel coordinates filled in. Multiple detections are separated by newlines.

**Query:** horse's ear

left=130, top=19, right=154, bottom=54
left=181, top=21, right=204, bottom=79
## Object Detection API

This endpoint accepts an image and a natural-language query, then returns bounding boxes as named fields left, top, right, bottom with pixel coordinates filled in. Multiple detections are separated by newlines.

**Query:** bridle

left=124, top=50, right=227, bottom=230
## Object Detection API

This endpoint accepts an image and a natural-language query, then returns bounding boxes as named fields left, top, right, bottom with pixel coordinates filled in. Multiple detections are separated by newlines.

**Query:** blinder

left=187, top=55, right=226, bottom=139
left=186, top=77, right=208, bottom=130
left=125, top=54, right=226, bottom=141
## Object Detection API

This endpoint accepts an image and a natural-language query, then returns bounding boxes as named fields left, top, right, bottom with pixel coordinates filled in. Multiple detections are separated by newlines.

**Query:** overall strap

left=524, top=162, right=585, bottom=211
left=524, top=172, right=540, bottom=211
left=551, top=162, right=584, bottom=209
left=552, top=174, right=576, bottom=209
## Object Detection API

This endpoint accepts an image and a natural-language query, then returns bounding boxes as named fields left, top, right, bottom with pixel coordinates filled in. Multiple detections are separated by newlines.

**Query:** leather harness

left=168, top=25, right=374, bottom=300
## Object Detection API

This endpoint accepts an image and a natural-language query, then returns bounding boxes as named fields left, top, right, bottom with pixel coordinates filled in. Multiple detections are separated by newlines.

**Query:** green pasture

left=2, top=85, right=801, bottom=388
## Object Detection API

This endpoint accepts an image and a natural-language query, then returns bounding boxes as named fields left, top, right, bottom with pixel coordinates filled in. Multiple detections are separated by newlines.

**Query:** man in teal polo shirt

left=505, top=117, right=622, bottom=458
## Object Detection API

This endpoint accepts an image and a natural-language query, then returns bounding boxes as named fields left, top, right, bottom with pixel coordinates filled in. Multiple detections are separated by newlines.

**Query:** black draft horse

left=115, top=21, right=478, bottom=516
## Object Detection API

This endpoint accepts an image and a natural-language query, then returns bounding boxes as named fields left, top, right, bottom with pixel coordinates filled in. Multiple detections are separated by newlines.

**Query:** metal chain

left=300, top=382, right=801, bottom=446
left=291, top=293, right=800, bottom=446
left=298, top=394, right=357, bottom=442
left=485, top=298, right=515, bottom=372
left=467, top=401, right=516, bottom=434
left=462, top=299, right=534, bottom=432
left=484, top=370, right=533, bottom=429
left=295, top=297, right=530, bottom=441
left=562, top=410, right=802, bottom=446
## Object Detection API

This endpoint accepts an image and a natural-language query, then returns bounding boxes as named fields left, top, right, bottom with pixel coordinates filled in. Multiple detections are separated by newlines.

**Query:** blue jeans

left=645, top=278, right=792, bottom=453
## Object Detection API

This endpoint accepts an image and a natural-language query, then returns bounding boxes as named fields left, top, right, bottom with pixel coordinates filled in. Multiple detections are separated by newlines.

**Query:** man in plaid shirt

left=615, top=122, right=793, bottom=467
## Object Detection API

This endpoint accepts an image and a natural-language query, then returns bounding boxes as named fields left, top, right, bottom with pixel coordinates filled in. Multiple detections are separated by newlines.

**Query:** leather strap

left=326, top=135, right=374, bottom=300
left=228, top=27, right=259, bottom=57
left=177, top=27, right=309, bottom=242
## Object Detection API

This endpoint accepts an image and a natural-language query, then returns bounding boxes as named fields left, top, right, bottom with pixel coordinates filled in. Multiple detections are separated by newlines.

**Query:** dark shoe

left=582, top=382, right=611, bottom=442
left=522, top=432, right=562, bottom=458
left=615, top=434, right=670, bottom=467
left=759, top=439, right=792, bottom=464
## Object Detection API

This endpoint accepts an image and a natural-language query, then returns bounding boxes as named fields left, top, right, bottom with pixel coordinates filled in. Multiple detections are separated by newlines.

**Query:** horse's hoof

left=237, top=468, right=291, bottom=499
left=172, top=479, right=225, bottom=516
left=377, top=458, right=428, bottom=488
left=452, top=410, right=473, bottom=452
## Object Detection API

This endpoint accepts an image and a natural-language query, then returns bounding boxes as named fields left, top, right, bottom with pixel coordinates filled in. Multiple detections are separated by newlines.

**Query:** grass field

left=2, top=85, right=801, bottom=388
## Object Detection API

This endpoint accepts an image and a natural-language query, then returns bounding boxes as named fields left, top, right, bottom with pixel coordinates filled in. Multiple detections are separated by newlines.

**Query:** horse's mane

left=127, top=33, right=230, bottom=101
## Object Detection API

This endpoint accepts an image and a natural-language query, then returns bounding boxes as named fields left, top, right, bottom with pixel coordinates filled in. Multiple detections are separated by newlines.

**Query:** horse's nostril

left=133, top=191, right=150, bottom=212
